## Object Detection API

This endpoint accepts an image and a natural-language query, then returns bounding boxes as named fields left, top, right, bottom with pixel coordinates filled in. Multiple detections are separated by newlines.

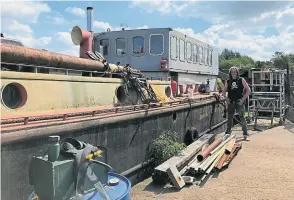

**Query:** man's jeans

left=226, top=101, right=248, bottom=136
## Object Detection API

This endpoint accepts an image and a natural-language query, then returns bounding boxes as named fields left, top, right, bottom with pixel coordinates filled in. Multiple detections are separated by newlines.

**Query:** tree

left=219, top=49, right=294, bottom=72
left=219, top=49, right=255, bottom=70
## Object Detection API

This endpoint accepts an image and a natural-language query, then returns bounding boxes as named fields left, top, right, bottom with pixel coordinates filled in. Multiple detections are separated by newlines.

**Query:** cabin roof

left=95, top=27, right=173, bottom=35
left=93, top=27, right=216, bottom=49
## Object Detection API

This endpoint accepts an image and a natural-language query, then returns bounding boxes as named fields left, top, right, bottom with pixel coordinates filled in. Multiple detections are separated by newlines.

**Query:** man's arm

left=240, top=78, right=251, bottom=103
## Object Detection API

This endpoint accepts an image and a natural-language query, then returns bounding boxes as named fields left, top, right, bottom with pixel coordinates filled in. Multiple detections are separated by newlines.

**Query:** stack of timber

left=192, top=134, right=242, bottom=186
left=153, top=132, right=242, bottom=189
left=152, top=133, right=219, bottom=184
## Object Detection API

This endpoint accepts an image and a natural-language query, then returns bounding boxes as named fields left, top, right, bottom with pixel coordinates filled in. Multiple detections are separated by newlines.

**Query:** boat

left=0, top=7, right=226, bottom=200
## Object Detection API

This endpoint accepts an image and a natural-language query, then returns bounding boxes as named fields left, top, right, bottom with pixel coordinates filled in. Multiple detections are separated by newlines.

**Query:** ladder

left=249, top=69, right=286, bottom=127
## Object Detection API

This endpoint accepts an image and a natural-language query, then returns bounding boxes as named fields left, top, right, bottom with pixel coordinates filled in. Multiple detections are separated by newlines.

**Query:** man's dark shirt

left=227, top=77, right=244, bottom=102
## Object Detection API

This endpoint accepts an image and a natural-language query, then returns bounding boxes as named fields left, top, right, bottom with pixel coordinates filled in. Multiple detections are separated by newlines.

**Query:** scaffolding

left=248, top=69, right=286, bottom=128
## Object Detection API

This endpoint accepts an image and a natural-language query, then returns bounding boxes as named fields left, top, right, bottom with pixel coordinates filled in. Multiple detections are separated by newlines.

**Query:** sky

left=1, top=0, right=294, bottom=61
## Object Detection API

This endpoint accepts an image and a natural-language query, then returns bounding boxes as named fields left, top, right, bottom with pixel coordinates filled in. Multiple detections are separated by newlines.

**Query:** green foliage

left=271, top=52, right=294, bottom=69
left=149, top=130, right=186, bottom=167
left=219, top=49, right=294, bottom=71
left=219, top=49, right=255, bottom=70
left=216, top=78, right=224, bottom=90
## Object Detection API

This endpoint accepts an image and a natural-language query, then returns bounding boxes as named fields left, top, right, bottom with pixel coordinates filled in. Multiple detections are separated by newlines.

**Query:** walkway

left=130, top=120, right=294, bottom=200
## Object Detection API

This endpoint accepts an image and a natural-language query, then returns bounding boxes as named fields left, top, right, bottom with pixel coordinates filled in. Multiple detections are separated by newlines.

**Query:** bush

left=149, top=130, right=186, bottom=167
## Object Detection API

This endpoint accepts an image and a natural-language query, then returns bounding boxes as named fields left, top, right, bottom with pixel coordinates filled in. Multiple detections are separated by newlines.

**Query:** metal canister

left=48, top=135, right=60, bottom=162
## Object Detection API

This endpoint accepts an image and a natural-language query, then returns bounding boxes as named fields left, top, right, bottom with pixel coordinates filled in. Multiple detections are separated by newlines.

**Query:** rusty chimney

left=71, top=7, right=94, bottom=58
left=87, top=7, right=93, bottom=32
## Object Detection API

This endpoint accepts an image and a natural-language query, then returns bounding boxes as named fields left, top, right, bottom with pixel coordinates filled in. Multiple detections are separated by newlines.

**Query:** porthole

left=1, top=83, right=27, bottom=109
left=173, top=112, right=177, bottom=121
left=116, top=85, right=140, bottom=105
left=116, top=86, right=127, bottom=103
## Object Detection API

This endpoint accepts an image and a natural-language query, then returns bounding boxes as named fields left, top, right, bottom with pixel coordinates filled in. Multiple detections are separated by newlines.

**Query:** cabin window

left=150, top=34, right=164, bottom=55
left=206, top=49, right=210, bottom=65
left=210, top=50, right=213, bottom=66
left=100, top=39, right=109, bottom=57
left=179, top=39, right=185, bottom=61
left=203, top=48, right=207, bottom=65
left=116, top=38, right=127, bottom=56
left=193, top=44, right=197, bottom=63
left=203, top=47, right=205, bottom=64
left=196, top=45, right=199, bottom=62
left=170, top=35, right=177, bottom=60
left=93, top=37, right=99, bottom=53
left=133, top=36, right=144, bottom=56
left=186, top=42, right=192, bottom=62
left=199, top=46, right=203, bottom=64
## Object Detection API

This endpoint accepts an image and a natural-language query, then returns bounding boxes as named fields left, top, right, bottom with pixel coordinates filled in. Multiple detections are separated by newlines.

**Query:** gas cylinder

left=171, top=79, right=177, bottom=97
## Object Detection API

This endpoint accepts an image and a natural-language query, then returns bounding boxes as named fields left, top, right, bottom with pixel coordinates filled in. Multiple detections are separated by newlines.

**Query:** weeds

left=149, top=130, right=186, bottom=167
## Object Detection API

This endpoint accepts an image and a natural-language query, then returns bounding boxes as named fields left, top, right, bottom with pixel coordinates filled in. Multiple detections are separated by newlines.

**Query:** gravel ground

left=130, top=120, right=294, bottom=200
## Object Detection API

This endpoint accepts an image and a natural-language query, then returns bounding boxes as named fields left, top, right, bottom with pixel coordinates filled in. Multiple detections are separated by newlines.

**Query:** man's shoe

left=244, top=136, right=250, bottom=141
left=225, top=131, right=231, bottom=135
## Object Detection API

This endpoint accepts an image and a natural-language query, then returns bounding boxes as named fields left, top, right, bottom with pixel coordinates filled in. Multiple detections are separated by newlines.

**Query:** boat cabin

left=93, top=28, right=219, bottom=91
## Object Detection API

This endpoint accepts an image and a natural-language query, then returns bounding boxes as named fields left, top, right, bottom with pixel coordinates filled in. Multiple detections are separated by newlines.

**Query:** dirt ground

left=130, top=120, right=294, bottom=200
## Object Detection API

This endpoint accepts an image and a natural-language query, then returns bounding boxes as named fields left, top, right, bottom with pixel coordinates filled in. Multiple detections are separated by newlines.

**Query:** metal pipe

left=213, top=137, right=235, bottom=171
left=197, top=137, right=222, bottom=162
left=209, top=134, right=235, bottom=156
left=120, top=159, right=153, bottom=177
left=216, top=153, right=228, bottom=170
left=199, top=150, right=220, bottom=172
left=224, top=138, right=236, bottom=154
left=205, top=145, right=225, bottom=175
left=1, top=43, right=128, bottom=72
left=0, top=43, right=105, bottom=71
left=87, top=7, right=93, bottom=32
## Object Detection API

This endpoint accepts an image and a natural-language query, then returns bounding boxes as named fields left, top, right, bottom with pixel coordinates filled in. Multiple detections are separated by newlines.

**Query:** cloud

left=56, top=32, right=75, bottom=46
left=7, top=20, right=33, bottom=33
left=55, top=32, right=79, bottom=57
left=58, top=48, right=79, bottom=57
left=175, top=23, right=294, bottom=61
left=93, top=21, right=112, bottom=31
left=1, top=1, right=51, bottom=24
left=65, top=7, right=86, bottom=17
left=4, top=33, right=52, bottom=48
left=93, top=21, right=148, bottom=32
left=130, top=1, right=294, bottom=61
left=129, top=0, right=190, bottom=15
left=46, top=16, right=67, bottom=25
left=1, top=1, right=52, bottom=49
left=129, top=1, right=291, bottom=24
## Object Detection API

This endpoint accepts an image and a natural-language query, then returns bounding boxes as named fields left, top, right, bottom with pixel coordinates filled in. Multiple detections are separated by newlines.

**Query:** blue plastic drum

left=28, top=172, right=131, bottom=200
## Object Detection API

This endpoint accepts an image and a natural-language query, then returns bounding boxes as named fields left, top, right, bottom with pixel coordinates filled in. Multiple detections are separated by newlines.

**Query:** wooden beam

left=166, top=166, right=185, bottom=189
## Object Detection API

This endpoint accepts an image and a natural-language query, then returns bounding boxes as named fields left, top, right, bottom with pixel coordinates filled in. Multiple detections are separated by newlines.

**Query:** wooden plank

left=166, top=166, right=185, bottom=189
left=154, top=133, right=215, bottom=175
left=224, top=138, right=236, bottom=154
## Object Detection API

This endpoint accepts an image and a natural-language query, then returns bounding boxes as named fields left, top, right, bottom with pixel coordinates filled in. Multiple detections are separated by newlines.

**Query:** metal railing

left=1, top=95, right=219, bottom=126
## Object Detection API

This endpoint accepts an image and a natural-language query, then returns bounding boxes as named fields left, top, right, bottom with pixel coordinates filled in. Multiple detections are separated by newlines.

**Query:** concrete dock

left=130, top=120, right=294, bottom=200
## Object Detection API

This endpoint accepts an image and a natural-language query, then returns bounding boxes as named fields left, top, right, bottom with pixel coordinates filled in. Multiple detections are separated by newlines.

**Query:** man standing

left=223, top=67, right=251, bottom=141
